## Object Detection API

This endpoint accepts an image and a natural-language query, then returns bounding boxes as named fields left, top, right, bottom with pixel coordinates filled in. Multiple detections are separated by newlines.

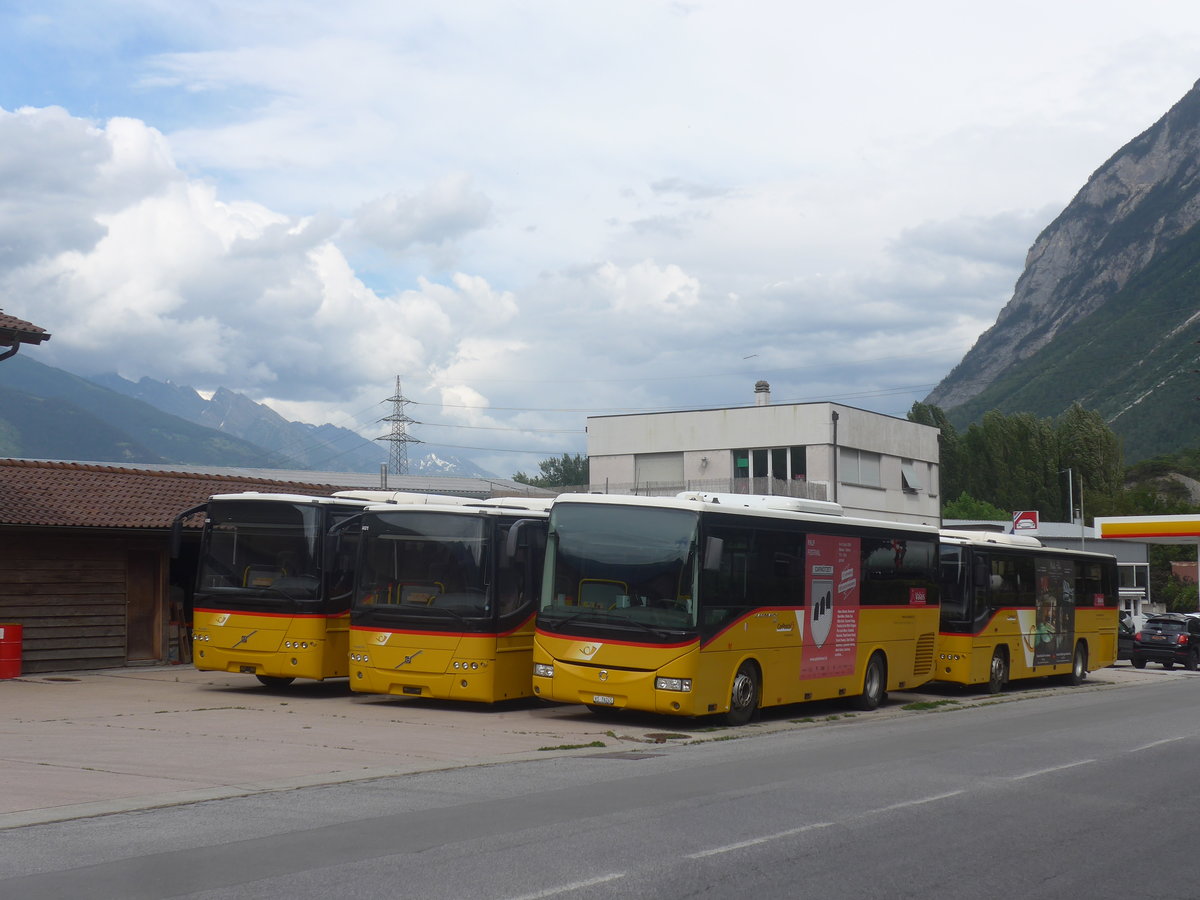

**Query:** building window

left=901, top=459, right=922, bottom=493
left=732, top=446, right=807, bottom=486
left=839, top=448, right=881, bottom=488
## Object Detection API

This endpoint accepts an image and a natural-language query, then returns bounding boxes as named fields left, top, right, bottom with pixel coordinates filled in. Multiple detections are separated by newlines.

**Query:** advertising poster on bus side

left=1033, top=557, right=1075, bottom=667
left=801, top=534, right=861, bottom=679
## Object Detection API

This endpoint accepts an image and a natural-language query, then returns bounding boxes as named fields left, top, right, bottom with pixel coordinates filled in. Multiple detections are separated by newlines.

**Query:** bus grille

left=913, top=633, right=935, bottom=676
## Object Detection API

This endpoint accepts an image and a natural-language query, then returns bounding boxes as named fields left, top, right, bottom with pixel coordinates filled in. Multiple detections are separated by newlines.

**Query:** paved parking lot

left=0, top=661, right=1164, bottom=829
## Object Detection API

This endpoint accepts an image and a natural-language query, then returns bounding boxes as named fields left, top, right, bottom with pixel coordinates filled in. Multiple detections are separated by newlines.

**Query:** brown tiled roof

left=0, top=459, right=361, bottom=529
left=0, top=311, right=51, bottom=346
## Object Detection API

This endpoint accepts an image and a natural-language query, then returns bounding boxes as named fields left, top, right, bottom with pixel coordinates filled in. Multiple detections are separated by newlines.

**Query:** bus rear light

left=533, top=663, right=554, bottom=678
left=656, top=677, right=692, bottom=692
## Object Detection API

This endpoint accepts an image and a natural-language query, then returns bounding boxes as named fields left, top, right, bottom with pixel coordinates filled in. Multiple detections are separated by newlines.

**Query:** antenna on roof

left=375, top=376, right=420, bottom=476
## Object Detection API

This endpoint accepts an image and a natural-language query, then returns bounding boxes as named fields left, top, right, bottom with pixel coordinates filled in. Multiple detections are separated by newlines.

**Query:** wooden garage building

left=0, top=459, right=349, bottom=674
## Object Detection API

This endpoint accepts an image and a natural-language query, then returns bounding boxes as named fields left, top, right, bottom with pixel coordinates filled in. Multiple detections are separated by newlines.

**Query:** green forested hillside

left=947, top=221, right=1200, bottom=462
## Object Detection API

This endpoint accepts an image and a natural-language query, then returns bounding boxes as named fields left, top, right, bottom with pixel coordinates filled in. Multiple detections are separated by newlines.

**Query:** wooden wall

left=0, top=530, right=168, bottom=674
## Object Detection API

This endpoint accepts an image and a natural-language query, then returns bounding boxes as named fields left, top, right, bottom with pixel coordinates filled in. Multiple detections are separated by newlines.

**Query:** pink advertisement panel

left=801, top=534, right=861, bottom=680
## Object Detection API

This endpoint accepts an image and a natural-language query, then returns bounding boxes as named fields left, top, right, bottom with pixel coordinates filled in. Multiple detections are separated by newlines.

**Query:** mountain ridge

left=925, top=78, right=1200, bottom=462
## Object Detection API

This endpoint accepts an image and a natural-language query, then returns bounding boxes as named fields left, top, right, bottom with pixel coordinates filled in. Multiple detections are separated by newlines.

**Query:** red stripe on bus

left=535, top=627, right=698, bottom=650
left=193, top=607, right=347, bottom=620
left=351, top=612, right=535, bottom=639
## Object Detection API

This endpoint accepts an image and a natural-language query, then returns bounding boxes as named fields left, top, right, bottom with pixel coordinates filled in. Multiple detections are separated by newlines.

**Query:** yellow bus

left=531, top=492, right=940, bottom=724
left=348, top=497, right=551, bottom=702
left=186, top=492, right=374, bottom=687
left=935, top=530, right=1119, bottom=692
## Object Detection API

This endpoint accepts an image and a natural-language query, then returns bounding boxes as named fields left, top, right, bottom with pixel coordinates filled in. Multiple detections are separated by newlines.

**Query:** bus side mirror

left=170, top=503, right=207, bottom=559
left=703, top=536, right=723, bottom=572
left=972, top=559, right=990, bottom=590
left=504, top=519, right=545, bottom=568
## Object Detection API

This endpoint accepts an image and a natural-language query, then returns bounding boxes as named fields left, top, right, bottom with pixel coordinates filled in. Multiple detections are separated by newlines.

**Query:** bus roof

left=206, top=491, right=373, bottom=507
left=552, top=491, right=937, bottom=535
left=362, top=496, right=552, bottom=516
left=940, top=528, right=1118, bottom=560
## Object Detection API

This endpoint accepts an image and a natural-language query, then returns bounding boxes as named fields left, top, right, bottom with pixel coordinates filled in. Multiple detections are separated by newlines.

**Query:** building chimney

left=754, top=380, right=770, bottom=406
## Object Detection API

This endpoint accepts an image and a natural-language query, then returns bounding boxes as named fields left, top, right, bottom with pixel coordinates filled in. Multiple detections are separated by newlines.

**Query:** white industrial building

left=585, top=382, right=941, bottom=525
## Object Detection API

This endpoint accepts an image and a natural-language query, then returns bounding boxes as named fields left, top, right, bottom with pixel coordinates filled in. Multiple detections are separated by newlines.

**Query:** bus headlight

left=655, top=677, right=692, bottom=692
left=533, top=663, right=554, bottom=678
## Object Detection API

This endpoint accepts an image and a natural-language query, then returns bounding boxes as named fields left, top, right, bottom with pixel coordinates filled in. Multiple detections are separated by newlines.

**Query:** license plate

left=592, top=694, right=615, bottom=705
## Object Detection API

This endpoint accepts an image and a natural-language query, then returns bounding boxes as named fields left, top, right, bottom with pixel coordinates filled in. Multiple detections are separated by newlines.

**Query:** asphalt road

left=2, top=665, right=1193, bottom=899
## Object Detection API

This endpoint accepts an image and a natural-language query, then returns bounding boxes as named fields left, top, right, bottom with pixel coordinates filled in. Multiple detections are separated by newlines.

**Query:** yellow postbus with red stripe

left=531, top=492, right=940, bottom=724
left=348, top=497, right=551, bottom=702
left=935, top=530, right=1119, bottom=692
left=185, top=492, right=375, bottom=687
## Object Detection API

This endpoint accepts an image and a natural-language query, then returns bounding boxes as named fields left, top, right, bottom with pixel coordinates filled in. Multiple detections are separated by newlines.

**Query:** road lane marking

left=505, top=873, right=626, bottom=899
left=1132, top=737, right=1188, bottom=752
left=686, top=822, right=833, bottom=859
left=872, top=790, right=965, bottom=813
left=1011, top=760, right=1095, bottom=780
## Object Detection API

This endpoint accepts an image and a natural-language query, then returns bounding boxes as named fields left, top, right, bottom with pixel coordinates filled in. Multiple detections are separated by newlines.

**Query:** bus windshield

left=540, top=503, right=699, bottom=631
left=355, top=511, right=490, bottom=621
left=197, top=501, right=322, bottom=605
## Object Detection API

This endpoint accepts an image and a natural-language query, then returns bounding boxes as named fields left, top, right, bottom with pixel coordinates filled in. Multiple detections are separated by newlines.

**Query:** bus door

left=984, top=553, right=1036, bottom=673
left=969, top=552, right=1001, bottom=683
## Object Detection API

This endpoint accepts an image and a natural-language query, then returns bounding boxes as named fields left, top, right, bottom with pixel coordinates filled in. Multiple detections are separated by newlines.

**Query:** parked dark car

left=1131, top=614, right=1200, bottom=670
left=1118, top=617, right=1135, bottom=661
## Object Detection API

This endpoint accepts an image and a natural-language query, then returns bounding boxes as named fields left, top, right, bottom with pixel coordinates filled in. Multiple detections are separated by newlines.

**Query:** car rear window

left=1147, top=619, right=1185, bottom=632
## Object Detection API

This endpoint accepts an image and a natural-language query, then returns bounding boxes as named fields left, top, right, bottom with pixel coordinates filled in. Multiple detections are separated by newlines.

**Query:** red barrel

left=0, top=623, right=22, bottom=678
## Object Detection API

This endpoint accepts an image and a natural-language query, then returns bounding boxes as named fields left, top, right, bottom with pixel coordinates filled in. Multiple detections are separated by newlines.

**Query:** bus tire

left=853, top=652, right=887, bottom=711
left=255, top=675, right=295, bottom=688
left=987, top=647, right=1008, bottom=694
left=1064, top=643, right=1087, bottom=686
left=721, top=661, right=759, bottom=726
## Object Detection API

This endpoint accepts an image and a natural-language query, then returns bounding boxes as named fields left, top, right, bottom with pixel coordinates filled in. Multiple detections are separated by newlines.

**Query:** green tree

left=1056, top=402, right=1124, bottom=511
left=513, top=453, right=589, bottom=488
left=908, top=402, right=963, bottom=500
left=942, top=491, right=1009, bottom=521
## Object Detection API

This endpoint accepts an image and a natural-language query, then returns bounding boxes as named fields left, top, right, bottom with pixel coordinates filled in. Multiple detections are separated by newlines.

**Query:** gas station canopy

left=1093, top=515, right=1200, bottom=546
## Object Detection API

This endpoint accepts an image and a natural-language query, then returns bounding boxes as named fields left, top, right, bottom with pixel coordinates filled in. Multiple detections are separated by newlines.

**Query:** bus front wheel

left=722, top=661, right=759, bottom=726
left=987, top=647, right=1008, bottom=694
left=256, top=675, right=295, bottom=688
left=853, top=652, right=887, bottom=711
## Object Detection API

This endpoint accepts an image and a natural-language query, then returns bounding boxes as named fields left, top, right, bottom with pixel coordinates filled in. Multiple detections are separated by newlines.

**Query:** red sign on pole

left=1012, top=510, right=1039, bottom=531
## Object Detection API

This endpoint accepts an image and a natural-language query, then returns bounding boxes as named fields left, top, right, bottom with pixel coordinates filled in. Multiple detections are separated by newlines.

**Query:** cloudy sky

left=3, top=2, right=1199, bottom=477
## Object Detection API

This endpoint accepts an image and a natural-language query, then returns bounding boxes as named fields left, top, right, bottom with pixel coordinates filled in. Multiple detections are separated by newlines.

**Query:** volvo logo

left=598, top=670, right=609, bottom=682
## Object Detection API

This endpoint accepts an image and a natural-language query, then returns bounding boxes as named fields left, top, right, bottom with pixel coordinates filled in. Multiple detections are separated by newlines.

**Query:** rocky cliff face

left=926, top=79, right=1200, bottom=409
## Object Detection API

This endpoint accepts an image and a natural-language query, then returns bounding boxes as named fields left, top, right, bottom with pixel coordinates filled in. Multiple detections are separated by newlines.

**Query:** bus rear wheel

left=987, top=647, right=1008, bottom=694
left=1063, top=643, right=1087, bottom=686
left=853, top=652, right=887, bottom=711
left=256, top=675, right=295, bottom=688
left=721, top=661, right=759, bottom=726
